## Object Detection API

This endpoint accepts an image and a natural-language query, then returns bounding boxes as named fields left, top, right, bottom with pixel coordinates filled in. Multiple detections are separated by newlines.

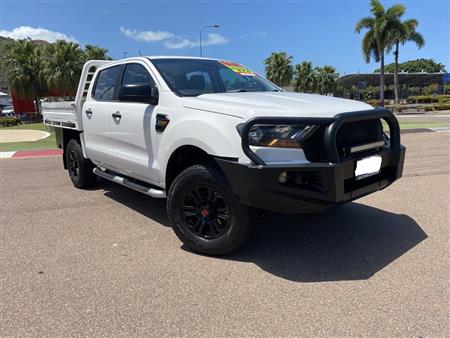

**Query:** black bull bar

left=240, top=108, right=401, bottom=165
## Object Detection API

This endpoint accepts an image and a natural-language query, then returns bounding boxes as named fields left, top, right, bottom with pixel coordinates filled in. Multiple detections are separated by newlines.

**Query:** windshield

left=150, top=58, right=280, bottom=97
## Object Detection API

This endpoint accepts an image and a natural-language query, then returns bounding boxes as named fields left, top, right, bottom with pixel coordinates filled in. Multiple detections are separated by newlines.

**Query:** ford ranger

left=42, top=57, right=405, bottom=255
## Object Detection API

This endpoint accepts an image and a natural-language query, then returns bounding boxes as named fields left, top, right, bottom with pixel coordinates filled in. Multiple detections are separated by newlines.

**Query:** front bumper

left=216, top=108, right=406, bottom=214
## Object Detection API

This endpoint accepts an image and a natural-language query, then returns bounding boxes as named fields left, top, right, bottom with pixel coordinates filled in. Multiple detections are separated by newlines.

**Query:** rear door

left=108, top=62, right=159, bottom=183
left=82, top=65, right=121, bottom=166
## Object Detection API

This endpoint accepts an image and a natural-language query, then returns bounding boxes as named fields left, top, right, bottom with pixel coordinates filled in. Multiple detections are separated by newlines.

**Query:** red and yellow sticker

left=219, top=60, right=255, bottom=76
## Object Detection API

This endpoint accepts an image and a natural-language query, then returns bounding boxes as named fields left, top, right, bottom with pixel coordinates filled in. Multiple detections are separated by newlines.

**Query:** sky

left=1, top=0, right=449, bottom=75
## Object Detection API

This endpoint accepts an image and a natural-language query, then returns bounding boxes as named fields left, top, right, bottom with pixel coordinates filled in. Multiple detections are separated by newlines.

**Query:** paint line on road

left=430, top=127, right=450, bottom=132
left=0, top=151, right=17, bottom=158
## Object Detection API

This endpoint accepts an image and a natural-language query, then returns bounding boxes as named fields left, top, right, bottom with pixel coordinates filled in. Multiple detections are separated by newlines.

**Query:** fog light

left=278, top=171, right=288, bottom=184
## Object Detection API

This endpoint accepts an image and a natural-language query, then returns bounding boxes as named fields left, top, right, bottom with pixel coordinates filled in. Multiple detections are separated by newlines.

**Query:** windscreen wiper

left=226, top=89, right=248, bottom=93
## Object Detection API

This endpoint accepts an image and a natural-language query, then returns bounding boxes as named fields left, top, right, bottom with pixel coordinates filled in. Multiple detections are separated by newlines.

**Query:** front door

left=108, top=62, right=159, bottom=184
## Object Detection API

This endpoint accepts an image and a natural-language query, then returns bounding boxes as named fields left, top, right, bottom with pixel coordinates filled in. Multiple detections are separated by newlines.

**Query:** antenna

left=138, top=50, right=142, bottom=56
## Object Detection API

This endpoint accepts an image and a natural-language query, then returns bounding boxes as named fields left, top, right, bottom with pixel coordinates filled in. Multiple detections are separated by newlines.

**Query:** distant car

left=1, top=105, right=15, bottom=117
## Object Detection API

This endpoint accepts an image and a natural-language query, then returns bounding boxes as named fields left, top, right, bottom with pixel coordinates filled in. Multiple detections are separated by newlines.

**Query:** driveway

left=0, top=129, right=50, bottom=143
left=1, top=132, right=448, bottom=337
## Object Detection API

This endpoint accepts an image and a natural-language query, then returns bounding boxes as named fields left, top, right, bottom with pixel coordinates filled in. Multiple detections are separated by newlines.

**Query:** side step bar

left=93, top=167, right=166, bottom=198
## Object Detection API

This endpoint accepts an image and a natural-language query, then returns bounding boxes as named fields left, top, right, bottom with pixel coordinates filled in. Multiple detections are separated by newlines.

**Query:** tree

left=293, top=61, right=316, bottom=93
left=376, top=58, right=445, bottom=73
left=293, top=62, right=339, bottom=95
left=316, top=65, right=339, bottom=95
left=388, top=18, right=424, bottom=103
left=42, top=40, right=84, bottom=96
left=4, top=39, right=47, bottom=114
left=2, top=38, right=113, bottom=109
left=355, top=0, right=405, bottom=106
left=0, top=37, right=16, bottom=90
left=84, top=45, right=111, bottom=61
left=264, top=52, right=293, bottom=87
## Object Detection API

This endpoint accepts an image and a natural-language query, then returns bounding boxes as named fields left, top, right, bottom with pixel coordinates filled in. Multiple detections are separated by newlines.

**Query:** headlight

left=237, top=124, right=310, bottom=148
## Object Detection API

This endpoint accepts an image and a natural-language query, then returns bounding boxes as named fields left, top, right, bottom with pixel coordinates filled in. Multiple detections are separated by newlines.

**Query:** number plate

left=355, top=155, right=382, bottom=180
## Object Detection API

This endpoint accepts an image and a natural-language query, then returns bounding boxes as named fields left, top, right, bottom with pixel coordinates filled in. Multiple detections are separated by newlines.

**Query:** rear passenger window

left=93, top=66, right=121, bottom=101
left=122, top=64, right=156, bottom=87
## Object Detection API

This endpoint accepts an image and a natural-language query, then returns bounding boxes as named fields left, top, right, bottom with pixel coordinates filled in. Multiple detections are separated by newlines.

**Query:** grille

left=302, top=118, right=384, bottom=162
left=336, top=119, right=383, bottom=158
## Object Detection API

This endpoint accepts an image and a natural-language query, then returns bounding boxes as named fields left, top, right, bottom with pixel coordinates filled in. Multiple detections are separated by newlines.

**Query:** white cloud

left=120, top=26, right=229, bottom=50
left=0, top=26, right=78, bottom=43
left=119, top=26, right=174, bottom=42
left=164, top=33, right=228, bottom=49
left=163, top=37, right=196, bottom=49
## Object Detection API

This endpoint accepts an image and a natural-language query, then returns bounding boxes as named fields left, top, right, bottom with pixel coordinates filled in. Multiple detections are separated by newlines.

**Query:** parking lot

left=1, top=131, right=449, bottom=336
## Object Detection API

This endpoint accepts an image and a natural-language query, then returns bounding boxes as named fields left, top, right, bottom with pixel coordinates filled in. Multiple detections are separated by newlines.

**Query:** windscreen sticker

left=219, top=60, right=255, bottom=76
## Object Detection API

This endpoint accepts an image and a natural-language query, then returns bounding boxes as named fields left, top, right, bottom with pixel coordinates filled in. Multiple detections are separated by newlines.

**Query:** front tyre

left=167, top=164, right=253, bottom=255
left=65, top=139, right=96, bottom=189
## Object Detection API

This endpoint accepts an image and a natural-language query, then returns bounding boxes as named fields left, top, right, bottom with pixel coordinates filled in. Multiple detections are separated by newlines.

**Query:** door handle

left=112, top=111, right=122, bottom=119
left=85, top=109, right=93, bottom=118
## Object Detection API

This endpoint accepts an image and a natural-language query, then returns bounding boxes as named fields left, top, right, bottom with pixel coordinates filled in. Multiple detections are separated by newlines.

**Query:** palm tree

left=264, top=52, right=293, bottom=87
left=293, top=61, right=316, bottom=93
left=317, top=66, right=339, bottom=95
left=389, top=19, right=424, bottom=103
left=43, top=40, right=84, bottom=96
left=84, top=45, right=111, bottom=61
left=355, top=0, right=405, bottom=106
left=4, top=39, right=46, bottom=114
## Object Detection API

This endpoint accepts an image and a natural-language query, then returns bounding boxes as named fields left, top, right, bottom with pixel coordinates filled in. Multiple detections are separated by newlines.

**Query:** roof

left=338, top=73, right=446, bottom=86
left=146, top=56, right=219, bottom=61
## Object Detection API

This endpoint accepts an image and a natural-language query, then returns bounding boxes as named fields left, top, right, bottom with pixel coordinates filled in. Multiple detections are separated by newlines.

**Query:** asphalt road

left=1, top=132, right=449, bottom=337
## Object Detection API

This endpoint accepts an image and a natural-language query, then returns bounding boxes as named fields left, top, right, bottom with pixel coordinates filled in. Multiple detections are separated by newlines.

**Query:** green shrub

left=0, top=117, right=20, bottom=127
left=433, top=103, right=450, bottom=111
left=365, top=99, right=381, bottom=107
left=423, top=84, right=439, bottom=96
left=424, top=106, right=434, bottom=112
left=408, top=95, right=450, bottom=104
left=390, top=105, right=403, bottom=113
left=407, top=95, right=437, bottom=104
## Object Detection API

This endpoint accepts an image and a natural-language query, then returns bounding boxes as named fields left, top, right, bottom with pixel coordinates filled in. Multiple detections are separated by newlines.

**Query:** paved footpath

left=0, top=132, right=449, bottom=337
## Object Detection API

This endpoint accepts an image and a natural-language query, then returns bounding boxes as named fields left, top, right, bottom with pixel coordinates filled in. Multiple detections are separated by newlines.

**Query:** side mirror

left=117, top=84, right=159, bottom=105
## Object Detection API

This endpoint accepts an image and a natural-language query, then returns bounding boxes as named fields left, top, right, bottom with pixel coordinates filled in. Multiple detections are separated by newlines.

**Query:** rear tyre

left=167, top=164, right=253, bottom=256
left=66, top=139, right=96, bottom=189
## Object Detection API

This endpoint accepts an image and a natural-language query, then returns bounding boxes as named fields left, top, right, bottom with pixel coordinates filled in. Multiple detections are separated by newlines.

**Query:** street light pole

left=199, top=25, right=220, bottom=57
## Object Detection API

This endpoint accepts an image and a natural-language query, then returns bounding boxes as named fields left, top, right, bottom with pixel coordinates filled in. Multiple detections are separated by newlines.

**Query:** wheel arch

left=61, top=129, right=88, bottom=169
left=164, top=144, right=236, bottom=191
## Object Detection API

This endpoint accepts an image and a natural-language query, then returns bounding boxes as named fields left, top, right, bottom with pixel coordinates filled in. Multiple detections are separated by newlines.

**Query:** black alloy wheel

left=181, top=185, right=232, bottom=240
left=65, top=139, right=96, bottom=189
left=167, top=164, right=253, bottom=255
left=67, top=147, right=80, bottom=181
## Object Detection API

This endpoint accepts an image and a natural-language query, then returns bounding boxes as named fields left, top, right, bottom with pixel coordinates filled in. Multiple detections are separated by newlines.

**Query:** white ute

left=43, top=56, right=405, bottom=255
